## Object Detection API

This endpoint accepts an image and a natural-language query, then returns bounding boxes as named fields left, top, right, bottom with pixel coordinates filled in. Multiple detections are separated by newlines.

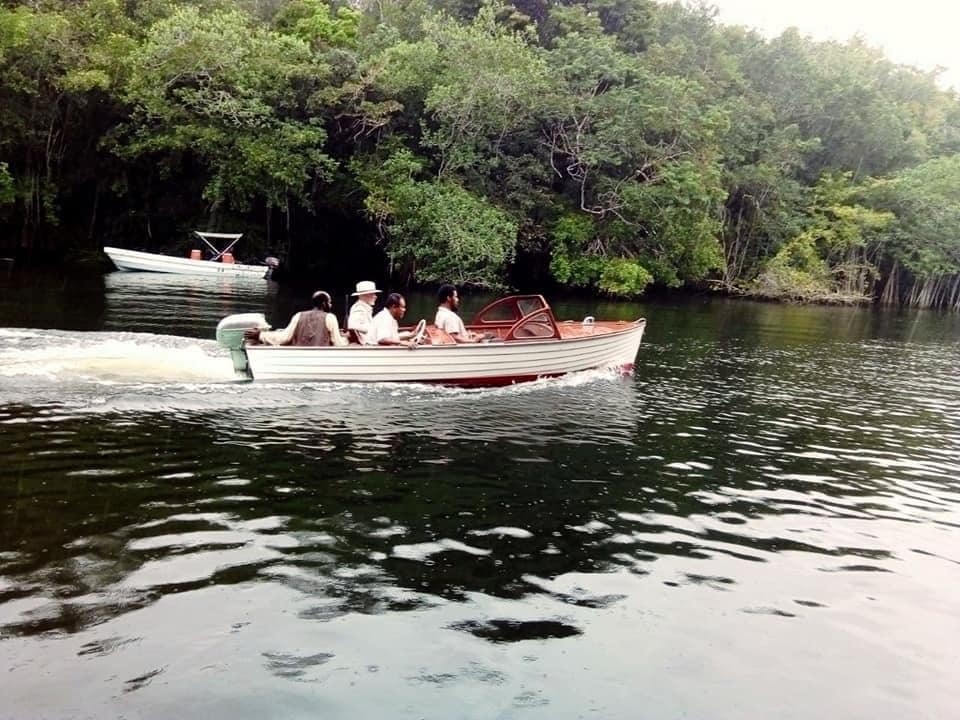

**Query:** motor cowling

left=262, top=256, right=280, bottom=280
left=216, top=313, right=270, bottom=377
left=216, top=313, right=270, bottom=350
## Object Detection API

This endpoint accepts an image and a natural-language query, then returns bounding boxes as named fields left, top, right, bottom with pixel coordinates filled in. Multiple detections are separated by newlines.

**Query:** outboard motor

left=216, top=313, right=270, bottom=376
left=262, top=256, right=280, bottom=280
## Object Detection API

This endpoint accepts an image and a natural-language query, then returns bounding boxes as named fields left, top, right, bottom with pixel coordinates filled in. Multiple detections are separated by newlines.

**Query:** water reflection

left=104, top=271, right=276, bottom=338
left=0, top=366, right=645, bottom=632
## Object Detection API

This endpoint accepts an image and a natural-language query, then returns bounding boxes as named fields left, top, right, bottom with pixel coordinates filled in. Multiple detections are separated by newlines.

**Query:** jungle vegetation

left=2, top=0, right=960, bottom=308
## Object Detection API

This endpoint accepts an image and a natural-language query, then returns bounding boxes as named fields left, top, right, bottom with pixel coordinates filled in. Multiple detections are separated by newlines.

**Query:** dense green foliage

left=2, top=0, right=960, bottom=307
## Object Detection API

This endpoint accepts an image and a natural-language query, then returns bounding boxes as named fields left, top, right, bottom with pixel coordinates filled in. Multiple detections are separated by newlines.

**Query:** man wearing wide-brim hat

left=347, top=280, right=381, bottom=344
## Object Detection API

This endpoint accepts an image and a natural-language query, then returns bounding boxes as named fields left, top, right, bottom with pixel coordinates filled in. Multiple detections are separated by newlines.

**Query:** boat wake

left=0, top=328, right=236, bottom=385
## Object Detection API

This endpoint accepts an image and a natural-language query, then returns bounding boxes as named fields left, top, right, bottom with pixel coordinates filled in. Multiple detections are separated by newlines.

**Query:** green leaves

left=599, top=258, right=654, bottom=295
left=869, top=155, right=960, bottom=277
left=417, top=9, right=552, bottom=175
left=274, top=0, right=361, bottom=49
left=0, top=161, right=14, bottom=208
left=750, top=173, right=892, bottom=300
left=2, top=0, right=960, bottom=306
left=356, top=149, right=516, bottom=286
left=119, top=6, right=333, bottom=210
left=125, top=7, right=318, bottom=120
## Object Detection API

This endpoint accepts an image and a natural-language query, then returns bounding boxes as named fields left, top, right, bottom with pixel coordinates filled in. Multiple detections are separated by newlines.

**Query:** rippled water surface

left=1, top=269, right=959, bottom=719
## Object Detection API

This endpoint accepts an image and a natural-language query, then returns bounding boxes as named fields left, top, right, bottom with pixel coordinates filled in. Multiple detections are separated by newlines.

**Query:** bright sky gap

left=702, top=0, right=959, bottom=90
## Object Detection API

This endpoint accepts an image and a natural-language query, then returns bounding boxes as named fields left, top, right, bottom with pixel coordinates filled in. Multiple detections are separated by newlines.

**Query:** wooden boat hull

left=241, top=320, right=645, bottom=385
left=104, top=247, right=271, bottom=279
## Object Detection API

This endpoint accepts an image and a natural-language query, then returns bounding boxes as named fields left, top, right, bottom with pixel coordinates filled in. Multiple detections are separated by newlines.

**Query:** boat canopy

left=194, top=232, right=243, bottom=240
left=193, top=230, right=244, bottom=261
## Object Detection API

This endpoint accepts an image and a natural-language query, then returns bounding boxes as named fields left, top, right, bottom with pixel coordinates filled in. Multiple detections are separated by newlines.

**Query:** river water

left=1, top=269, right=958, bottom=719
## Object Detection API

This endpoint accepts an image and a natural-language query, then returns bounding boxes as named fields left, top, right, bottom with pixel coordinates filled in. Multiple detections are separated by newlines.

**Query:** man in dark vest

left=244, top=291, right=347, bottom=346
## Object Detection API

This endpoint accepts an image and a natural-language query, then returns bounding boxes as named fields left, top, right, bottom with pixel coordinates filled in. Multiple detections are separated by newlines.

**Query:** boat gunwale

left=103, top=246, right=271, bottom=274
left=242, top=318, right=646, bottom=352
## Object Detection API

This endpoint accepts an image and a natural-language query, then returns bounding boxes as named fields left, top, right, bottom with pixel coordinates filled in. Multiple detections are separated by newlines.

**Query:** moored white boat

left=216, top=295, right=646, bottom=387
left=104, top=232, right=276, bottom=279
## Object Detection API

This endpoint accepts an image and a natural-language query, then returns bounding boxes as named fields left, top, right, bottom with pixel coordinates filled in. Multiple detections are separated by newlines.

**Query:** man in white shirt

left=369, top=293, right=416, bottom=347
left=347, top=280, right=380, bottom=344
left=434, top=284, right=483, bottom=343
left=245, top=290, right=347, bottom=346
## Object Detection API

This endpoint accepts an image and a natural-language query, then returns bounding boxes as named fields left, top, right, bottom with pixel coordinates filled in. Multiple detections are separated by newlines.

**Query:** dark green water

left=1, top=269, right=958, bottom=719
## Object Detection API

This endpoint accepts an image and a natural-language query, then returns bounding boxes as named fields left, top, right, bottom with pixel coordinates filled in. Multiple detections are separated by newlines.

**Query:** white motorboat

left=216, top=295, right=646, bottom=386
left=104, top=231, right=277, bottom=279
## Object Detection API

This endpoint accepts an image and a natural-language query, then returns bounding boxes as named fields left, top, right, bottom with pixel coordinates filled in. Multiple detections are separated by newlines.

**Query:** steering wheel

left=410, top=318, right=428, bottom=345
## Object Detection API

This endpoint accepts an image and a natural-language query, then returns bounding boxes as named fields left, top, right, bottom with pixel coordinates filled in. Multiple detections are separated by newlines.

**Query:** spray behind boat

left=216, top=313, right=269, bottom=375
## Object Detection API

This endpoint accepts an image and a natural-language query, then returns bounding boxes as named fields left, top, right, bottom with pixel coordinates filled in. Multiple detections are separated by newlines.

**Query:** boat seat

left=426, top=326, right=456, bottom=345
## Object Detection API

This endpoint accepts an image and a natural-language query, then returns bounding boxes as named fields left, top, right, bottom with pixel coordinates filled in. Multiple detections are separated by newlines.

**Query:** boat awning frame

left=193, top=231, right=244, bottom=261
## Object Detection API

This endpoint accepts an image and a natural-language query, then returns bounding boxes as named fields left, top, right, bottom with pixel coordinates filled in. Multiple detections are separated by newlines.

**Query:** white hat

left=351, top=280, right=381, bottom=296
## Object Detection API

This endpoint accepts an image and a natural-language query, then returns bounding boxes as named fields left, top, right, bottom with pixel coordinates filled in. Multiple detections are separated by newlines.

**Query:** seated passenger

left=369, top=293, right=417, bottom=347
left=435, top=283, right=483, bottom=343
left=245, top=290, right=347, bottom=346
left=347, top=280, right=380, bottom=344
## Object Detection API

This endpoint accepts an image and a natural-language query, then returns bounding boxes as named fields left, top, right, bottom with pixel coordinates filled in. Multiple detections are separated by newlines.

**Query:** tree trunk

left=88, top=180, right=100, bottom=246
left=879, top=261, right=899, bottom=306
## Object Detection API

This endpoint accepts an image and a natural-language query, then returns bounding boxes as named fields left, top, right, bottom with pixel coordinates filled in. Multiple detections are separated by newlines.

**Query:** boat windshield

left=470, top=296, right=560, bottom=340
left=509, top=310, right=559, bottom=339
left=473, top=295, right=548, bottom=324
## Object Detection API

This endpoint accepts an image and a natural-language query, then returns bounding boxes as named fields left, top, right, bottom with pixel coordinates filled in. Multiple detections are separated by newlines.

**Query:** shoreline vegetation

left=2, top=0, right=960, bottom=310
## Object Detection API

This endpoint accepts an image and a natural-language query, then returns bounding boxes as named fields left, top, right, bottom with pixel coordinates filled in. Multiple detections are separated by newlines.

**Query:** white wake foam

left=0, top=328, right=235, bottom=383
